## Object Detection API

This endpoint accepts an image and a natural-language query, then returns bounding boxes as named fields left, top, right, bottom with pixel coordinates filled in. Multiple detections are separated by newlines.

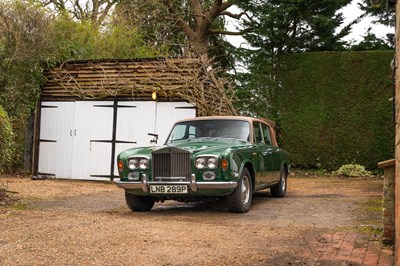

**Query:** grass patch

left=10, top=201, right=29, bottom=210
left=359, top=225, right=382, bottom=235
left=0, top=180, right=23, bottom=209
left=364, top=198, right=383, bottom=212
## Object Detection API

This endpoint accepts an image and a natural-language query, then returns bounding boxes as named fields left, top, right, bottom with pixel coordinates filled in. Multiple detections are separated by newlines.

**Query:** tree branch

left=220, top=2, right=234, bottom=13
left=190, top=0, right=203, bottom=27
left=220, top=10, right=246, bottom=20
left=73, top=0, right=85, bottom=20
left=209, top=28, right=251, bottom=35
left=163, top=0, right=195, bottom=39
left=96, top=0, right=118, bottom=26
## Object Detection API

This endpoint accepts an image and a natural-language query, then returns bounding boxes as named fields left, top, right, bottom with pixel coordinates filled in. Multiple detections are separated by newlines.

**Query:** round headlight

left=128, top=158, right=138, bottom=170
left=195, top=158, right=206, bottom=169
left=207, top=157, right=217, bottom=169
left=139, top=158, right=149, bottom=169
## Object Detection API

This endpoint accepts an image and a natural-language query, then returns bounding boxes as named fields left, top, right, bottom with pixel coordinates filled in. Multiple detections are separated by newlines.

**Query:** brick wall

left=378, top=159, right=395, bottom=244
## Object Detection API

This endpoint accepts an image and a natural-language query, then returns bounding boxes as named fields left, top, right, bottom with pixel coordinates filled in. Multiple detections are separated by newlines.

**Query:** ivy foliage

left=0, top=105, right=15, bottom=173
left=272, top=50, right=394, bottom=170
left=49, top=14, right=163, bottom=61
left=0, top=1, right=164, bottom=170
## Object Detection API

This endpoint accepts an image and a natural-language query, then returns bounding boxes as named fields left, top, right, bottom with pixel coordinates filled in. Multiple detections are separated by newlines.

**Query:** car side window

left=261, top=124, right=272, bottom=145
left=253, top=122, right=263, bottom=144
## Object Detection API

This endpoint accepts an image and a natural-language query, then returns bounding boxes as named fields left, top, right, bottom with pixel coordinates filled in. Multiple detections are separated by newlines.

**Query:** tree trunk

left=191, top=35, right=209, bottom=55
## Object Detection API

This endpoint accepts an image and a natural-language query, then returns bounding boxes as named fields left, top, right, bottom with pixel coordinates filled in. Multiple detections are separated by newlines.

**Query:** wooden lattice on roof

left=42, top=56, right=237, bottom=116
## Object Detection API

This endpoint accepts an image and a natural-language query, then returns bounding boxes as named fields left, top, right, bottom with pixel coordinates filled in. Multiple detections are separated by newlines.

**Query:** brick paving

left=307, top=231, right=395, bottom=266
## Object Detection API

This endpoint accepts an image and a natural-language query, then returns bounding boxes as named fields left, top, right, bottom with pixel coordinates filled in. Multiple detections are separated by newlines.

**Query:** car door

left=260, top=122, right=281, bottom=183
left=253, top=122, right=274, bottom=185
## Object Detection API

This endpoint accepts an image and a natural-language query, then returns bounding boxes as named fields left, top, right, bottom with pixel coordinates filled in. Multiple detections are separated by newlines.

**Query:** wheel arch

left=243, top=162, right=255, bottom=190
left=282, top=162, right=289, bottom=175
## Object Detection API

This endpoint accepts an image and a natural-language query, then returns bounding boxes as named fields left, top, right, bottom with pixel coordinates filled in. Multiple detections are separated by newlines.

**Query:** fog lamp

left=203, top=171, right=216, bottom=181
left=128, top=172, right=140, bottom=181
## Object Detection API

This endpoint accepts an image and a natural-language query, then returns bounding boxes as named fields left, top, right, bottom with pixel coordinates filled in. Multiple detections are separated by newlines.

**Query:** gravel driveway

left=0, top=174, right=391, bottom=265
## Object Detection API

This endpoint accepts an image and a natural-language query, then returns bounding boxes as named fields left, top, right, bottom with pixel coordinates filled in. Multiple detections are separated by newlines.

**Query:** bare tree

left=162, top=0, right=249, bottom=55
left=36, top=0, right=119, bottom=26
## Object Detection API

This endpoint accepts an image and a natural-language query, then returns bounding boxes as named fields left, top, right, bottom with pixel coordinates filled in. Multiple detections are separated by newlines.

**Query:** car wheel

left=270, top=167, right=287, bottom=198
left=225, top=168, right=252, bottom=213
left=125, top=191, right=155, bottom=212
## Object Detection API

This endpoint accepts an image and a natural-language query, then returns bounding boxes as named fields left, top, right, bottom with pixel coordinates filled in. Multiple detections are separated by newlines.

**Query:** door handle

left=70, top=130, right=72, bottom=136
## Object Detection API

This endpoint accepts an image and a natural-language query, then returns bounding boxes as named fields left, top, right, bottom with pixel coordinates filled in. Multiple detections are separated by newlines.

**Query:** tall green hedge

left=273, top=51, right=394, bottom=170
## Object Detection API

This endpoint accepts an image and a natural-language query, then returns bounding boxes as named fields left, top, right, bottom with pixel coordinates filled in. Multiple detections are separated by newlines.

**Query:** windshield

left=167, top=119, right=250, bottom=142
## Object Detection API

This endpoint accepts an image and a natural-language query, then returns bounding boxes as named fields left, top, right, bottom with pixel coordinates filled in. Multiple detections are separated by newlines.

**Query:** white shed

left=36, top=100, right=195, bottom=181
left=32, top=58, right=202, bottom=181
left=32, top=57, right=237, bottom=181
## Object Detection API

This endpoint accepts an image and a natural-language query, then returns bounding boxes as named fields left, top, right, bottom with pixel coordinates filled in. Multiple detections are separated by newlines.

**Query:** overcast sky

left=342, top=0, right=394, bottom=43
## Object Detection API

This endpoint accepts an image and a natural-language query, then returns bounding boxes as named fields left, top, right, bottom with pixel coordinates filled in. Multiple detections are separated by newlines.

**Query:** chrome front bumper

left=116, top=174, right=238, bottom=192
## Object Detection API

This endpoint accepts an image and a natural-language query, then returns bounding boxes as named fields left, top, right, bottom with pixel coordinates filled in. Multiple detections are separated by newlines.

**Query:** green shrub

left=0, top=106, right=15, bottom=173
left=335, top=164, right=372, bottom=177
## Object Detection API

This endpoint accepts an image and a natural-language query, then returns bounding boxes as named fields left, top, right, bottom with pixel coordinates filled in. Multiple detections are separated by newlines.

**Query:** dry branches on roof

left=43, top=56, right=238, bottom=116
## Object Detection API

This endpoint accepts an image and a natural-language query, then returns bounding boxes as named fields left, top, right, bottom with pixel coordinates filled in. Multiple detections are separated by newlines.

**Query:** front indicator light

left=221, top=159, right=228, bottom=171
left=117, top=160, right=124, bottom=171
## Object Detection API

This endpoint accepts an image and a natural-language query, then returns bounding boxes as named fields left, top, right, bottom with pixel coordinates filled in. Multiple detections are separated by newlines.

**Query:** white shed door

left=70, top=101, right=114, bottom=180
left=38, top=102, right=75, bottom=178
left=114, top=101, right=157, bottom=177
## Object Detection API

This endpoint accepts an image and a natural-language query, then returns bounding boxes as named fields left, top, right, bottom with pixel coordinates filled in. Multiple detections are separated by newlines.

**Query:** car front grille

left=152, top=149, right=191, bottom=182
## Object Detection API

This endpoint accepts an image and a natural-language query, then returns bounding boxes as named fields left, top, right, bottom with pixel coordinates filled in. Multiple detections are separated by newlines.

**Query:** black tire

left=270, top=167, right=287, bottom=198
left=225, top=168, right=253, bottom=213
left=125, top=191, right=155, bottom=212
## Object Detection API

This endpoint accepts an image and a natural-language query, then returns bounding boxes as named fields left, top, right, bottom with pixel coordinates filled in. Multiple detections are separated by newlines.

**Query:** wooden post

left=395, top=1, right=400, bottom=264
left=31, top=101, right=41, bottom=176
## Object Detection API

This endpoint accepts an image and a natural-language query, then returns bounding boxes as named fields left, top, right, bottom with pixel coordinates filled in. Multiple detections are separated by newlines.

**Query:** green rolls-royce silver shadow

left=116, top=116, right=290, bottom=213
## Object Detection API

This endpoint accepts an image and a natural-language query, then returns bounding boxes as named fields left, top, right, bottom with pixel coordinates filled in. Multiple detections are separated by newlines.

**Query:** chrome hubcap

left=241, top=175, right=250, bottom=205
left=281, top=172, right=286, bottom=191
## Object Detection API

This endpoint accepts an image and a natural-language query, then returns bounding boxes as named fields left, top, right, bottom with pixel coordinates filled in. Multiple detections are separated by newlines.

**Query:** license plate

left=150, top=185, right=188, bottom=194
